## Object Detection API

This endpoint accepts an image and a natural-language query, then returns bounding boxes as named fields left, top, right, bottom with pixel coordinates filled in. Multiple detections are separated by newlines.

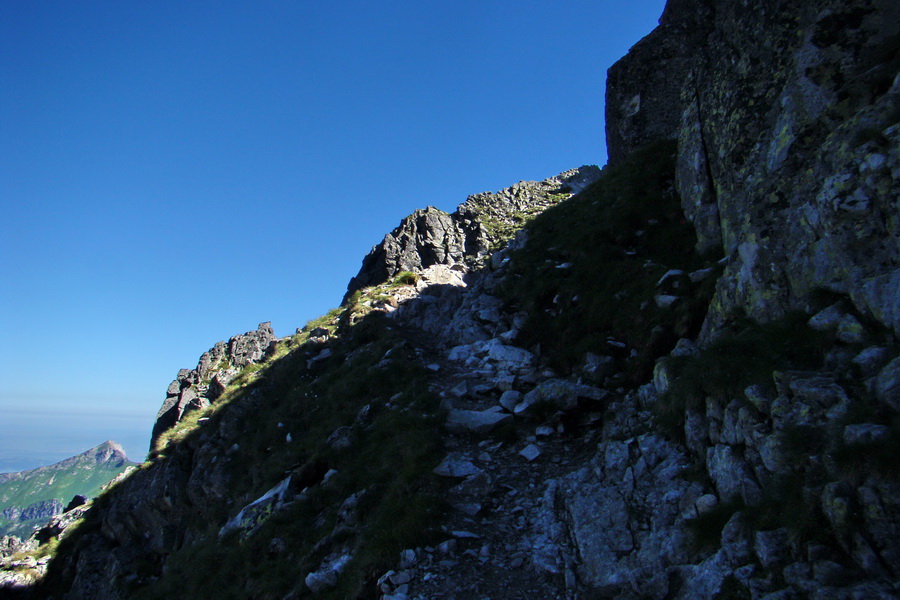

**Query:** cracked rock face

left=150, top=322, right=278, bottom=449
left=607, top=0, right=900, bottom=340
left=344, top=166, right=602, bottom=301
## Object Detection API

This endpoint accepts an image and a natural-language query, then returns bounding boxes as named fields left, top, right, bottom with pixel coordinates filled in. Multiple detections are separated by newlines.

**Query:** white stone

left=499, top=390, right=523, bottom=412
left=519, top=444, right=542, bottom=462
left=445, top=409, right=512, bottom=434
left=654, top=294, right=679, bottom=308
left=433, top=453, right=482, bottom=478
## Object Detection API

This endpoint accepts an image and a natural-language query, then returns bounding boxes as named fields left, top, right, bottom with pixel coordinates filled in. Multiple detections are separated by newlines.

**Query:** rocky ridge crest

left=344, top=166, right=602, bottom=302
left=150, top=322, right=278, bottom=449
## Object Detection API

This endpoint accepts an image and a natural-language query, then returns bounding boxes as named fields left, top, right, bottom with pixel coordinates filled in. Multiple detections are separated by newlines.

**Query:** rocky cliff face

left=608, top=0, right=900, bottom=338
left=9, top=1, right=899, bottom=599
left=344, top=166, right=602, bottom=301
left=150, top=322, right=278, bottom=449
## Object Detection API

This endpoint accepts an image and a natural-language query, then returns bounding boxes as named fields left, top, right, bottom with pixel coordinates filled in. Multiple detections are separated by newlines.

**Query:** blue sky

left=0, top=0, right=666, bottom=470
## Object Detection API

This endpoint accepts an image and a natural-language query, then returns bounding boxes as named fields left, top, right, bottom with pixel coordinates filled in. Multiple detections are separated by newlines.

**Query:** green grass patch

left=389, top=270, right=420, bottom=287
left=478, top=194, right=569, bottom=250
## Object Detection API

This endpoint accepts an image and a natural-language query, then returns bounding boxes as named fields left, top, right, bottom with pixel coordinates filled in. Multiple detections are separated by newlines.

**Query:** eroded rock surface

left=150, top=322, right=278, bottom=448
left=344, top=166, right=602, bottom=300
left=607, top=0, right=900, bottom=339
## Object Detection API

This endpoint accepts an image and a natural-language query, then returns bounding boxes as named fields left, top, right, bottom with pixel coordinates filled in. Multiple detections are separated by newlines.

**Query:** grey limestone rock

left=513, top=379, right=606, bottom=417
left=305, top=553, right=351, bottom=594
left=609, top=0, right=900, bottom=340
left=875, top=356, right=900, bottom=410
left=432, top=453, right=482, bottom=478
left=551, top=432, right=702, bottom=598
left=150, top=322, right=278, bottom=449
left=344, top=166, right=602, bottom=300
left=518, top=444, right=541, bottom=462
left=445, top=408, right=511, bottom=435
left=843, top=423, right=891, bottom=446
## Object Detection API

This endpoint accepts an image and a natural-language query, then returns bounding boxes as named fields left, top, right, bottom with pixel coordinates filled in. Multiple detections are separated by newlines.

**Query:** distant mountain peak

left=0, top=441, right=136, bottom=539
left=89, top=440, right=128, bottom=464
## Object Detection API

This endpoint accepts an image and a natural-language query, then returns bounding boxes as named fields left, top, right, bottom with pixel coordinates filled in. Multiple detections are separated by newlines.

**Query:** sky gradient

left=1, top=0, right=666, bottom=470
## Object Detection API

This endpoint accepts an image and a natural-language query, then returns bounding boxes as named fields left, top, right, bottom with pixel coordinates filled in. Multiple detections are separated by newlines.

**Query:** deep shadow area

left=497, top=140, right=721, bottom=382
left=30, top=303, right=449, bottom=600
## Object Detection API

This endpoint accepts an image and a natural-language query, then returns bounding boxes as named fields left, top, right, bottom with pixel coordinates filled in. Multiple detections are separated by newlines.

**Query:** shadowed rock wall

left=607, top=0, right=900, bottom=339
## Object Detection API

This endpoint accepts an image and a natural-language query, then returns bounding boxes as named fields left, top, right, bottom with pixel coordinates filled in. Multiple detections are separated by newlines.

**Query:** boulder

left=514, top=379, right=606, bottom=416
left=445, top=409, right=511, bottom=435
left=305, top=553, right=351, bottom=593
left=875, top=357, right=900, bottom=411
left=433, top=453, right=482, bottom=478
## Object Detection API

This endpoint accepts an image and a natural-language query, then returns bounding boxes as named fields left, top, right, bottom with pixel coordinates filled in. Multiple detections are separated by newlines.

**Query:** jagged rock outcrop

left=605, top=0, right=710, bottom=167
left=344, top=166, right=601, bottom=301
left=607, top=0, right=900, bottom=337
left=150, top=322, right=278, bottom=449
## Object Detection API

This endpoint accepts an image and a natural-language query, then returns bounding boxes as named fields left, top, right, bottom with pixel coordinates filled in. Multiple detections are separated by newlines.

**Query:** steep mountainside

left=607, top=0, right=900, bottom=337
left=3, top=0, right=898, bottom=598
left=0, top=442, right=134, bottom=539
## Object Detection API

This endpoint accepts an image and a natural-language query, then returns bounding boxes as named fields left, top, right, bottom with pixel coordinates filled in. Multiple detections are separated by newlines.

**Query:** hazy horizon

left=1, top=0, right=667, bottom=474
left=0, top=406, right=151, bottom=474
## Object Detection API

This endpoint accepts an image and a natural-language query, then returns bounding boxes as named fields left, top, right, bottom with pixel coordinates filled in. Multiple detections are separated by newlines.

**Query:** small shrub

left=390, top=271, right=420, bottom=287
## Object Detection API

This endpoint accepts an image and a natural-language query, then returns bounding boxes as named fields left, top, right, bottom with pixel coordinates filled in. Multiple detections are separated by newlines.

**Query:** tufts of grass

left=389, top=271, right=420, bottom=287
left=478, top=195, right=569, bottom=251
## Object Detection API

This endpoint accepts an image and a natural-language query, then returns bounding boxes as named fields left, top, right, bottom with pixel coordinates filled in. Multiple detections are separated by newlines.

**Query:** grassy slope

left=498, top=140, right=719, bottom=382
left=119, top=296, right=446, bottom=600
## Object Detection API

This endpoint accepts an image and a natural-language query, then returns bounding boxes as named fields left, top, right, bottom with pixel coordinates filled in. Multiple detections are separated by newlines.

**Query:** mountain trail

left=378, top=321, right=605, bottom=600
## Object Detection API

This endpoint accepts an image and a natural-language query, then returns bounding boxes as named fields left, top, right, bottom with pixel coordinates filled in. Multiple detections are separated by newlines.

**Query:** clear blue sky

left=0, top=0, right=666, bottom=470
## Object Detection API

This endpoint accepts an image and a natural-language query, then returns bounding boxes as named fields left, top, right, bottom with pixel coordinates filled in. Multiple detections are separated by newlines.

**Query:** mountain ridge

left=343, top=165, right=602, bottom=302
left=0, top=441, right=134, bottom=540
left=3, top=0, right=898, bottom=597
